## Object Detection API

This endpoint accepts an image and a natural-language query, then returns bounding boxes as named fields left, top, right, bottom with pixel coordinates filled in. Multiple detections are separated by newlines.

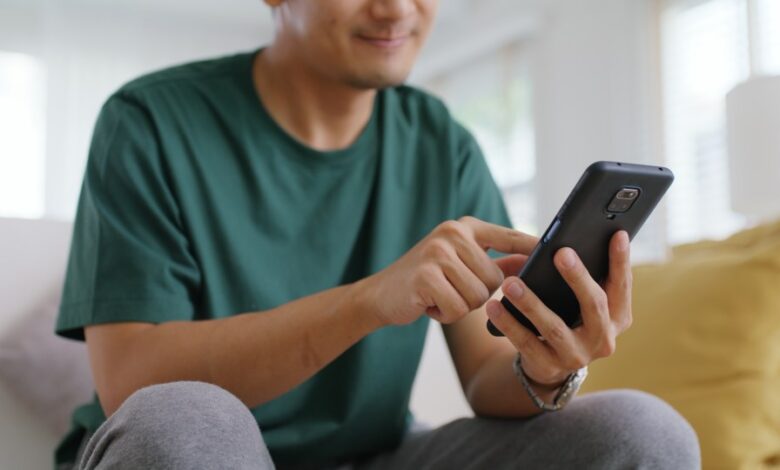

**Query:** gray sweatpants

left=75, top=381, right=700, bottom=470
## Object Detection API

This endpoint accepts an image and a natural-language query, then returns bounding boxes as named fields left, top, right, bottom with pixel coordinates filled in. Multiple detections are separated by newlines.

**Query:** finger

left=500, top=277, right=587, bottom=370
left=605, top=230, right=633, bottom=331
left=427, top=271, right=471, bottom=323
left=459, top=216, right=539, bottom=255
left=553, top=247, right=610, bottom=331
left=485, top=299, right=556, bottom=367
left=449, top=234, right=505, bottom=293
left=441, top=256, right=491, bottom=311
left=495, top=254, right=528, bottom=278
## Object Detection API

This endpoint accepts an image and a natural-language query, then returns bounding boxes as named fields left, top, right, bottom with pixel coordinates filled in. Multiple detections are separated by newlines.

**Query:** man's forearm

left=466, top=350, right=561, bottom=419
left=88, top=278, right=383, bottom=416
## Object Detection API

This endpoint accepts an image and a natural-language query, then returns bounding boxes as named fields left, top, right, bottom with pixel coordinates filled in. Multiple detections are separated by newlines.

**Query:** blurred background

left=0, top=0, right=780, bottom=258
left=2, top=0, right=780, bottom=256
left=1, top=0, right=779, bottom=468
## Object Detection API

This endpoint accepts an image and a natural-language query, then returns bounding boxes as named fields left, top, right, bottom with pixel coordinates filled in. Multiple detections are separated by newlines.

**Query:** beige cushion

left=581, top=220, right=780, bottom=469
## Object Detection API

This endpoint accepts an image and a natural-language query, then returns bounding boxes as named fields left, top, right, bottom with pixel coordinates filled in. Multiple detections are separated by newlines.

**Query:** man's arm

left=86, top=280, right=381, bottom=417
left=87, top=217, right=537, bottom=417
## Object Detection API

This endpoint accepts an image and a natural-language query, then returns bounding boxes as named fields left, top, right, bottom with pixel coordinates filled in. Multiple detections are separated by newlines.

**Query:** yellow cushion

left=581, top=220, right=780, bottom=469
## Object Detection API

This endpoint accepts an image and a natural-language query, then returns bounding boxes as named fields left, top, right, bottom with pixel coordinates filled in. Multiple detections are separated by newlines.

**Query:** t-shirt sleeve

left=56, top=94, right=201, bottom=340
left=453, top=122, right=513, bottom=259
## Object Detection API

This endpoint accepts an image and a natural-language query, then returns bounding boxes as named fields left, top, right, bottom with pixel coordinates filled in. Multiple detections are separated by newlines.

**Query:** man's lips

left=356, top=34, right=412, bottom=48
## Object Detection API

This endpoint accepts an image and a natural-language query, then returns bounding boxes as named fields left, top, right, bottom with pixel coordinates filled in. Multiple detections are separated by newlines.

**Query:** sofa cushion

left=581, top=219, right=780, bottom=469
left=0, top=290, right=94, bottom=435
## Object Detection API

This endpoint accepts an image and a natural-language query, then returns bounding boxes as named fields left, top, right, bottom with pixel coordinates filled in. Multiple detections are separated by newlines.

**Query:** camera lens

left=608, top=188, right=640, bottom=213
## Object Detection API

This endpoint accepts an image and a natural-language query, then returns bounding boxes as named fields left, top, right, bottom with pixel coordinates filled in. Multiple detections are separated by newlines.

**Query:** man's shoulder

left=114, top=50, right=254, bottom=100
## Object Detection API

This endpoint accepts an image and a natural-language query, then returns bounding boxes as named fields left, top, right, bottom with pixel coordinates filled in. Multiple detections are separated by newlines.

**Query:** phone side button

left=542, top=218, right=561, bottom=244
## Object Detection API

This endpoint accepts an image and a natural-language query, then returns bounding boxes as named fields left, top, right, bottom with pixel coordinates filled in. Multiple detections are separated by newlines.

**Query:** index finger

left=459, top=216, right=538, bottom=255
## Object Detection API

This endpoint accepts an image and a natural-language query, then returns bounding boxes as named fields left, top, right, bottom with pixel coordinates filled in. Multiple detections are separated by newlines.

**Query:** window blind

left=661, top=0, right=751, bottom=244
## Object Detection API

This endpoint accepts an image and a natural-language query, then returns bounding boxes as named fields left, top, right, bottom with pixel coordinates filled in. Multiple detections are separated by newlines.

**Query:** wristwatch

left=513, top=353, right=588, bottom=412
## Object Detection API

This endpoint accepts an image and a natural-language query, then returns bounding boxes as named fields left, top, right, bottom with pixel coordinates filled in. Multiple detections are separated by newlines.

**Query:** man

left=55, top=0, right=700, bottom=468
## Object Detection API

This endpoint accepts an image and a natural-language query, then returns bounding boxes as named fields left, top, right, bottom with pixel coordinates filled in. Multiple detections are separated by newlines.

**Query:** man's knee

left=567, top=389, right=700, bottom=469
left=82, top=381, right=274, bottom=469
left=119, top=380, right=258, bottom=434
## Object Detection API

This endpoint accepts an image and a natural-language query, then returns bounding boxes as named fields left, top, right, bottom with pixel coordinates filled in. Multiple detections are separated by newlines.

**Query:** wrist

left=514, top=354, right=588, bottom=412
left=345, top=276, right=388, bottom=333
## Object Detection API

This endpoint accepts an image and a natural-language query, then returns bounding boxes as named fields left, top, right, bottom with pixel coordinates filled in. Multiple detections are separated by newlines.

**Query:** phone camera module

left=607, top=187, right=640, bottom=213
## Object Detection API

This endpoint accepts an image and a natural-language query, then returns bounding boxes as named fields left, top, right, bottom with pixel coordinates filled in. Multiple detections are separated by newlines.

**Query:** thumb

left=495, top=254, right=529, bottom=278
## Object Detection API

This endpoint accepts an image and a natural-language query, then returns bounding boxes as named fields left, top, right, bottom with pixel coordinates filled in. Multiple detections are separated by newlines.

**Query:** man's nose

left=369, top=0, right=417, bottom=23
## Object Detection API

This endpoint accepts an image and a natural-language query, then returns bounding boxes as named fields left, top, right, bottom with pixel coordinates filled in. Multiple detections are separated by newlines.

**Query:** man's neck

left=252, top=45, right=377, bottom=152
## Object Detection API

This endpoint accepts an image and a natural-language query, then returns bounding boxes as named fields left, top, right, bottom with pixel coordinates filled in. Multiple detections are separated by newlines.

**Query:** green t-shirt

left=55, top=49, right=512, bottom=466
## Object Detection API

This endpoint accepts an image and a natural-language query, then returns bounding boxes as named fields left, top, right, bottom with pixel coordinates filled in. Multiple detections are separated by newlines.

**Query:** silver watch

left=513, top=353, right=588, bottom=412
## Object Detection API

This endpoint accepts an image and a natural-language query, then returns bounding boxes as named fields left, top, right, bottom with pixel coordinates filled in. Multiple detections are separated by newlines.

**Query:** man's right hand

left=359, top=216, right=538, bottom=327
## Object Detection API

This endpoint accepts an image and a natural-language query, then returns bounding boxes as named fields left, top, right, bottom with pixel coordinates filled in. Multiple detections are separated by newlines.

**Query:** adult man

left=56, top=0, right=700, bottom=468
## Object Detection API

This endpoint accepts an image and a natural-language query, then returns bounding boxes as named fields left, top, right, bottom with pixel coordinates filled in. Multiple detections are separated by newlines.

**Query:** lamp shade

left=726, top=75, right=780, bottom=219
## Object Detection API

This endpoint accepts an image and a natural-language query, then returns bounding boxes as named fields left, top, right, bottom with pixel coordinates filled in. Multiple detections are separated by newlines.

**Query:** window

left=0, top=51, right=47, bottom=219
left=661, top=0, right=780, bottom=244
left=425, top=43, right=537, bottom=234
left=755, top=0, right=780, bottom=73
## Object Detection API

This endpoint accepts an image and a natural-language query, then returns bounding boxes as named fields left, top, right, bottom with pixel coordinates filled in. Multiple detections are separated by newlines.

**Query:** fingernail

left=486, top=301, right=502, bottom=319
left=560, top=249, right=576, bottom=269
left=507, top=282, right=524, bottom=298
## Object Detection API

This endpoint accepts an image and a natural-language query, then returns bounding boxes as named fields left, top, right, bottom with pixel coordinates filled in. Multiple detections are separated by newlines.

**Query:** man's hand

left=360, top=216, right=538, bottom=327
left=485, top=231, right=633, bottom=387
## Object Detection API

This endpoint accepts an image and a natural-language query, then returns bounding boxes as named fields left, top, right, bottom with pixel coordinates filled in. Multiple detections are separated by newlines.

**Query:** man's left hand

left=485, top=230, right=633, bottom=387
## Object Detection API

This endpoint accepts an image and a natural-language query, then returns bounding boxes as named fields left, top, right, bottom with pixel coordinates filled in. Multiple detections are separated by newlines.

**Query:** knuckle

left=624, top=271, right=634, bottom=290
left=457, top=215, right=477, bottom=226
left=416, top=264, right=439, bottom=287
left=619, top=311, right=634, bottom=332
left=469, top=285, right=491, bottom=310
left=597, top=335, right=617, bottom=358
left=516, top=332, right=535, bottom=352
left=588, top=291, right=609, bottom=315
left=437, top=220, right=465, bottom=238
left=545, top=323, right=568, bottom=344
left=424, top=239, right=451, bottom=261
left=487, top=267, right=504, bottom=292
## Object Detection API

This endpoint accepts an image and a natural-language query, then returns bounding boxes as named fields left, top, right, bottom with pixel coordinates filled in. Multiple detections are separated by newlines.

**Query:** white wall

left=0, top=2, right=270, bottom=220
left=418, top=0, right=668, bottom=259
left=521, top=0, right=668, bottom=259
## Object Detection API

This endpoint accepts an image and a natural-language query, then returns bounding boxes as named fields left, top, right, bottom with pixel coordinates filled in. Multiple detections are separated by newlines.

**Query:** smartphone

left=487, top=161, right=674, bottom=337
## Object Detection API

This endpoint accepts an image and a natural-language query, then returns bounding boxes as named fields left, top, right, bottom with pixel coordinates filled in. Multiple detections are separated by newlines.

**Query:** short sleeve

left=453, top=122, right=513, bottom=258
left=56, top=94, right=201, bottom=340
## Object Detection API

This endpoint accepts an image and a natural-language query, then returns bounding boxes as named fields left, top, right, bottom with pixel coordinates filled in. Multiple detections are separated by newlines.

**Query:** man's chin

left=343, top=64, right=411, bottom=90
left=344, top=69, right=412, bottom=90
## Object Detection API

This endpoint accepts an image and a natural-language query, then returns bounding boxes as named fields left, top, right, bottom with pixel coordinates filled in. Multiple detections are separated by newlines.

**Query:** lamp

left=726, top=75, right=780, bottom=222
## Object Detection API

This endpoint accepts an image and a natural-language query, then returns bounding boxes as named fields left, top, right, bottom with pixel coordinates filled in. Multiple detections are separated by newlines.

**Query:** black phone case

left=488, top=161, right=674, bottom=337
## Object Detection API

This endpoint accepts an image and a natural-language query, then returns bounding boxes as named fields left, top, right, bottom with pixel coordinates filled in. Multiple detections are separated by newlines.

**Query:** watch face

left=554, top=367, right=588, bottom=409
